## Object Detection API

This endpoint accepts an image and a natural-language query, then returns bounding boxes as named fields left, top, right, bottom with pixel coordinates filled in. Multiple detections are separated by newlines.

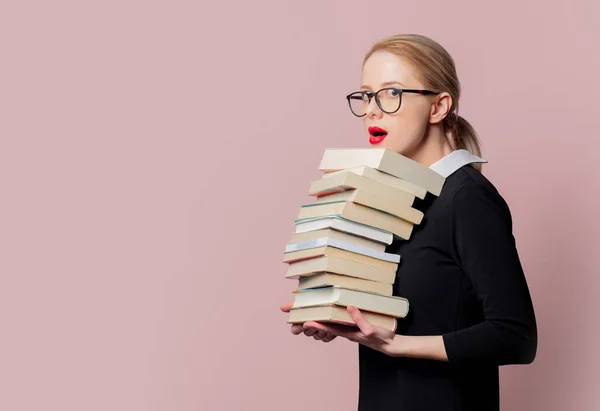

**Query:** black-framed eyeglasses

left=346, top=87, right=438, bottom=117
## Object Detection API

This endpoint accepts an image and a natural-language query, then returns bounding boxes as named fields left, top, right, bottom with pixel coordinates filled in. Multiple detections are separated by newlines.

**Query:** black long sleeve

left=442, top=181, right=538, bottom=366
left=358, top=165, right=538, bottom=411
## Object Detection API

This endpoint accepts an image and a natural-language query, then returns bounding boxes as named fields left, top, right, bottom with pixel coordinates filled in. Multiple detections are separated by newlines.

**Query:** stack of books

left=284, top=148, right=445, bottom=331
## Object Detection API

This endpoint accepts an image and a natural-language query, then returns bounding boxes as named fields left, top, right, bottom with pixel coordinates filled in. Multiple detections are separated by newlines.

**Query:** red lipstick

left=368, top=126, right=388, bottom=145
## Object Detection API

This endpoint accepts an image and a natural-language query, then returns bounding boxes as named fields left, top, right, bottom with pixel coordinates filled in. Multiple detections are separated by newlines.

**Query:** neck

left=408, top=125, right=453, bottom=167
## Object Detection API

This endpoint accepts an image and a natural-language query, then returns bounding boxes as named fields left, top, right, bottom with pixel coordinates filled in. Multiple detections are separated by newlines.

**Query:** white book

left=289, top=228, right=387, bottom=253
left=294, top=216, right=393, bottom=245
left=285, top=237, right=400, bottom=263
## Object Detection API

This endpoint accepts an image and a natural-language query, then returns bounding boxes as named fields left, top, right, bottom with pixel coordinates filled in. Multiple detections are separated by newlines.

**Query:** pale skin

left=281, top=50, right=457, bottom=362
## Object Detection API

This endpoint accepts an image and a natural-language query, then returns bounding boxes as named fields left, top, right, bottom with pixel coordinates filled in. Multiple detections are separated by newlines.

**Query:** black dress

left=357, top=164, right=538, bottom=411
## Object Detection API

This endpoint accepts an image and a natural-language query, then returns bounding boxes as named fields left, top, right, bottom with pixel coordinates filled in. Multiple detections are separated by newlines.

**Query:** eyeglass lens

left=348, top=89, right=402, bottom=116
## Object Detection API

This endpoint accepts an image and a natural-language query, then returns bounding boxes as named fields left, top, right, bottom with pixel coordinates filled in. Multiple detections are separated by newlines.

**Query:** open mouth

left=368, top=126, right=388, bottom=144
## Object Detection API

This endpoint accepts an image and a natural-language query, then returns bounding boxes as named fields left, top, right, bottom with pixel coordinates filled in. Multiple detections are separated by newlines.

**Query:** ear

left=429, top=92, right=453, bottom=124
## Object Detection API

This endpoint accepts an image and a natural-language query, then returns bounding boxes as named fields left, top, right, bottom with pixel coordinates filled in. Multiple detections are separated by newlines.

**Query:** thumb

left=347, top=306, right=374, bottom=335
left=280, top=302, right=294, bottom=313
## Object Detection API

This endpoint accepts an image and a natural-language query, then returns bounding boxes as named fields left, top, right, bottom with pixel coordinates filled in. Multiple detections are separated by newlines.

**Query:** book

left=319, top=148, right=445, bottom=196
left=281, top=147, right=444, bottom=333
left=285, top=255, right=396, bottom=284
left=309, top=170, right=416, bottom=206
left=294, top=216, right=393, bottom=245
left=284, top=237, right=400, bottom=264
left=287, top=304, right=397, bottom=331
left=320, top=165, right=427, bottom=199
left=289, top=228, right=387, bottom=253
left=296, top=201, right=414, bottom=240
left=313, top=190, right=424, bottom=225
left=297, top=272, right=393, bottom=296
left=291, top=285, right=409, bottom=318
left=284, top=244, right=398, bottom=271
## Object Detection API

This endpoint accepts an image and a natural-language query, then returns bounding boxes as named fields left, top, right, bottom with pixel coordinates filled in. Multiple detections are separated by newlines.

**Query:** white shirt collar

left=429, top=149, right=487, bottom=178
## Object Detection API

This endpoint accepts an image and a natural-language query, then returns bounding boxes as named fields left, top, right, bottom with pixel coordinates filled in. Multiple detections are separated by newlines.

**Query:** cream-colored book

left=314, top=190, right=424, bottom=225
left=285, top=255, right=396, bottom=284
left=291, top=285, right=409, bottom=318
left=283, top=244, right=398, bottom=271
left=296, top=201, right=414, bottom=240
left=297, top=272, right=393, bottom=296
left=309, top=170, right=416, bottom=206
left=319, top=148, right=445, bottom=196
left=322, top=165, right=427, bottom=199
left=287, top=304, right=397, bottom=331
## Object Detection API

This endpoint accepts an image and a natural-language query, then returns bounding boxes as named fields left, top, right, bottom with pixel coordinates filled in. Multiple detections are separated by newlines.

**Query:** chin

left=371, top=138, right=405, bottom=155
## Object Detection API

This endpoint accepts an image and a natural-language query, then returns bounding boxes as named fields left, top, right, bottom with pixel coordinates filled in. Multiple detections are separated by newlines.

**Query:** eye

left=385, top=89, right=400, bottom=97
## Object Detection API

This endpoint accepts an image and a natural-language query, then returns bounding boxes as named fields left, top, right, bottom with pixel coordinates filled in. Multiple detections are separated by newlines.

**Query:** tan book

left=309, top=170, right=416, bottom=206
left=287, top=304, right=397, bottom=331
left=314, top=189, right=424, bottom=225
left=283, top=245, right=398, bottom=271
left=322, top=165, right=427, bottom=199
left=285, top=255, right=396, bottom=284
left=319, top=148, right=445, bottom=196
left=291, top=286, right=409, bottom=318
left=289, top=228, right=387, bottom=253
left=297, top=272, right=393, bottom=296
left=296, top=201, right=414, bottom=240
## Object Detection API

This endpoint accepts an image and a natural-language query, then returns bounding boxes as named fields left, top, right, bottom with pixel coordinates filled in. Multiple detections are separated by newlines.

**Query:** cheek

left=388, top=108, right=427, bottom=140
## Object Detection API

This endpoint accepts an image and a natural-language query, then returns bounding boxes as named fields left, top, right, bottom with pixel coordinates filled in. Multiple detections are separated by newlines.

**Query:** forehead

left=361, top=50, right=421, bottom=89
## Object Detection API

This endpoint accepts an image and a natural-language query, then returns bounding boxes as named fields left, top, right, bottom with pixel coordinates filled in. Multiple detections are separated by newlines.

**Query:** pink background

left=1, top=1, right=599, bottom=410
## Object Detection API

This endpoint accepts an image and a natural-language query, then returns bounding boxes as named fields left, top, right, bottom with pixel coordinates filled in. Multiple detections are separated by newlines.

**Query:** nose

left=365, top=95, right=383, bottom=118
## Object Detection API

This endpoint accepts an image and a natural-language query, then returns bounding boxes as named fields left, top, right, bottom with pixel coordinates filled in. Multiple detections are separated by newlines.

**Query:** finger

left=303, top=327, right=318, bottom=337
left=315, top=330, right=328, bottom=339
left=316, top=331, right=336, bottom=342
left=291, top=324, right=304, bottom=335
left=302, top=323, right=319, bottom=337
left=347, top=306, right=375, bottom=336
left=310, top=330, right=327, bottom=341
left=280, top=302, right=294, bottom=313
left=304, top=321, right=355, bottom=339
left=314, top=331, right=336, bottom=342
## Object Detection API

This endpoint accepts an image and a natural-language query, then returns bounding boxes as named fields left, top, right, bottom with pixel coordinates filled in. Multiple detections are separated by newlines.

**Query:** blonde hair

left=363, top=34, right=483, bottom=171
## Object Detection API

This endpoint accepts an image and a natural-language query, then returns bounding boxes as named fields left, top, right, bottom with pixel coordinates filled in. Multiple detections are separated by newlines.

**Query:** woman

left=280, top=34, right=537, bottom=411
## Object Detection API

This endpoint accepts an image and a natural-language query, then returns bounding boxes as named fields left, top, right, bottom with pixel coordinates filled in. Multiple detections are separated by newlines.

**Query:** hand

left=280, top=302, right=337, bottom=343
left=283, top=303, right=449, bottom=361
left=302, top=305, right=400, bottom=356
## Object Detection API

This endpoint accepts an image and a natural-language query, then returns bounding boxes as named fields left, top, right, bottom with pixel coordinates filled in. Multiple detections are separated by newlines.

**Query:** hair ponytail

left=444, top=113, right=483, bottom=171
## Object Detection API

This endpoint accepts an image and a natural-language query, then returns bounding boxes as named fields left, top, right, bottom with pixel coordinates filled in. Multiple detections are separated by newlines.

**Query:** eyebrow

left=361, top=81, right=406, bottom=90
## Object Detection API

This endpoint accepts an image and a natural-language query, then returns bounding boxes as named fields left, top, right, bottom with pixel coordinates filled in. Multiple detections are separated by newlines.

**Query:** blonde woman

left=281, top=34, right=537, bottom=411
